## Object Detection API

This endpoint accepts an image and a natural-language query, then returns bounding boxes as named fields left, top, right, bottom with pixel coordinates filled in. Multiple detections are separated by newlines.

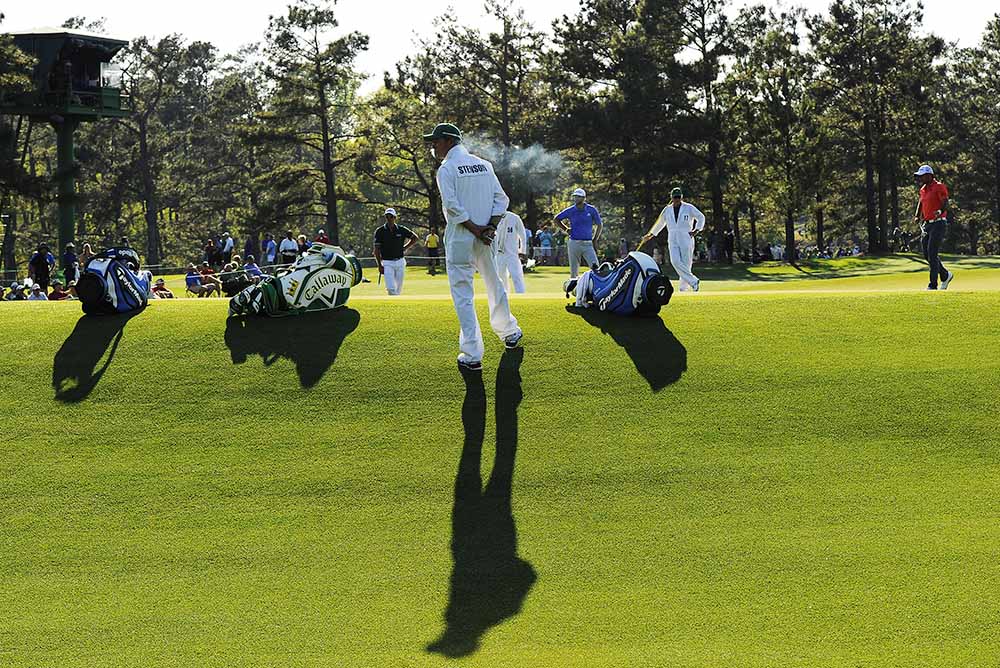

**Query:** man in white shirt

left=495, top=211, right=528, bottom=294
left=278, top=231, right=299, bottom=266
left=640, top=187, right=706, bottom=292
left=221, top=231, right=235, bottom=264
left=424, top=123, right=522, bottom=371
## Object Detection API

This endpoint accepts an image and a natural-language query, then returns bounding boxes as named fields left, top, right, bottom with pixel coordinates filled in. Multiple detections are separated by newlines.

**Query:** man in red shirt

left=913, top=165, right=954, bottom=290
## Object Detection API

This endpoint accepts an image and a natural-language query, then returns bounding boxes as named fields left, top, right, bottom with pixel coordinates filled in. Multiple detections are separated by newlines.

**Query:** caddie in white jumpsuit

left=424, top=123, right=522, bottom=370
left=495, top=211, right=527, bottom=294
left=641, top=187, right=706, bottom=291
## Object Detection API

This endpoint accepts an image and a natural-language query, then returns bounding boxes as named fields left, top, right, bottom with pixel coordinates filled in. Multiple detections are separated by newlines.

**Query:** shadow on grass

left=567, top=305, right=686, bottom=392
left=52, top=312, right=140, bottom=403
left=427, top=348, right=536, bottom=658
left=223, top=308, right=360, bottom=388
left=685, top=254, right=939, bottom=282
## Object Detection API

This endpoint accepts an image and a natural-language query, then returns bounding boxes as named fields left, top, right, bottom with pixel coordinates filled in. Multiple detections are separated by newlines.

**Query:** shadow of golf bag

left=565, top=251, right=672, bottom=316
left=76, top=247, right=152, bottom=315
left=228, top=243, right=363, bottom=317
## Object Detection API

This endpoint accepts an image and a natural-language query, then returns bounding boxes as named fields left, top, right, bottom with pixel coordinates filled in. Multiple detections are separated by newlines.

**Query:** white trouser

left=496, top=252, right=526, bottom=294
left=383, top=258, right=406, bottom=295
left=567, top=239, right=599, bottom=278
left=668, top=234, right=699, bottom=289
left=447, top=240, right=520, bottom=363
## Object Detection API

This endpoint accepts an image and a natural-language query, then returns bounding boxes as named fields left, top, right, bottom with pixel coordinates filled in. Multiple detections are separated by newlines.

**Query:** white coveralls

left=649, top=201, right=706, bottom=290
left=436, top=144, right=521, bottom=363
left=495, top=211, right=527, bottom=294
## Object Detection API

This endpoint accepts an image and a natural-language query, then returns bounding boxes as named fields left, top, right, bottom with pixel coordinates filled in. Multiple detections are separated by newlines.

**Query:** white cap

left=914, top=165, right=934, bottom=176
left=571, top=188, right=586, bottom=198
left=384, top=207, right=397, bottom=217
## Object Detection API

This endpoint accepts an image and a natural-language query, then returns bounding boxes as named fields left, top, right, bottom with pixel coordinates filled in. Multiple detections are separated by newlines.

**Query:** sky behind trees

left=6, top=0, right=996, bottom=93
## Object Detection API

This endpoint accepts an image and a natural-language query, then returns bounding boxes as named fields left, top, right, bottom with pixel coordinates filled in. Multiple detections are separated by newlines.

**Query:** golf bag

left=228, top=243, right=363, bottom=317
left=76, top=247, right=152, bottom=316
left=565, top=251, right=672, bottom=316
left=219, top=269, right=254, bottom=297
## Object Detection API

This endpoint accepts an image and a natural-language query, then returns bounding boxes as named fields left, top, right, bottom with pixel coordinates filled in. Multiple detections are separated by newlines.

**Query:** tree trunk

left=890, top=152, right=900, bottom=238
left=707, top=134, right=725, bottom=233
left=863, top=115, right=878, bottom=252
left=315, top=65, right=339, bottom=245
left=877, top=154, right=888, bottom=253
left=623, top=137, right=634, bottom=234
left=1, top=117, right=32, bottom=279
left=749, top=198, right=758, bottom=264
left=642, top=173, right=655, bottom=224
left=2, top=210, right=16, bottom=280
left=785, top=208, right=796, bottom=264
left=815, top=191, right=825, bottom=252
left=499, top=18, right=511, bottom=150
left=524, top=192, right=537, bottom=233
left=994, top=137, right=1000, bottom=249
left=139, top=119, right=161, bottom=266
left=429, top=165, right=442, bottom=230
left=732, top=206, right=741, bottom=256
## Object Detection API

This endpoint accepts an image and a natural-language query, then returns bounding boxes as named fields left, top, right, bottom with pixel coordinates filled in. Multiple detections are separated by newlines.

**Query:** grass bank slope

left=2, top=291, right=999, bottom=667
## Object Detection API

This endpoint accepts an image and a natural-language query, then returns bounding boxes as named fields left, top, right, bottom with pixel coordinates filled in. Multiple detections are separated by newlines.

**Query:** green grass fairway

left=159, top=253, right=1000, bottom=299
left=3, top=262, right=1000, bottom=666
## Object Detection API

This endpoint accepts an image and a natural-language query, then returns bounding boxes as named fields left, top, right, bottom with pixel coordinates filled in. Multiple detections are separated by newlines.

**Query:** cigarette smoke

left=463, top=135, right=564, bottom=198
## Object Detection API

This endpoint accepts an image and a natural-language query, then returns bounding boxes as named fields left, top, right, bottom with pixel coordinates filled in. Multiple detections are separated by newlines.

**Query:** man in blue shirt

left=62, top=243, right=80, bottom=284
left=554, top=188, right=603, bottom=278
left=28, top=243, right=56, bottom=292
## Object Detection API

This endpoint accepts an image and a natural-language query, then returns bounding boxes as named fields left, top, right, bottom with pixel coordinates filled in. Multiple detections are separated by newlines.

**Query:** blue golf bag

left=77, top=247, right=152, bottom=315
left=565, top=251, right=672, bottom=316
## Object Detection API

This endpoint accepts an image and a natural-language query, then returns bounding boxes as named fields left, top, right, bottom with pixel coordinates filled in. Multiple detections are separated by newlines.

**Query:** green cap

left=423, top=123, right=463, bottom=142
left=671, top=187, right=683, bottom=198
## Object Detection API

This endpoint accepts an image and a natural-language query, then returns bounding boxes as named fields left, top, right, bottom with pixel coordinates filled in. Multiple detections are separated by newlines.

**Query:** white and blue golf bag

left=77, top=247, right=152, bottom=316
left=565, top=251, right=672, bottom=316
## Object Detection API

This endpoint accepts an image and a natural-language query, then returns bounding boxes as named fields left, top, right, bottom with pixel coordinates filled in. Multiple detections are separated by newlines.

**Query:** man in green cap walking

left=424, top=123, right=522, bottom=372
left=640, top=187, right=706, bottom=291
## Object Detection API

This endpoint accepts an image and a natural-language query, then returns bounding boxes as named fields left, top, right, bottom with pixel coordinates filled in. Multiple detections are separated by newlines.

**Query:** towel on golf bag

left=228, top=243, right=363, bottom=317
left=566, top=251, right=672, bottom=316
left=76, top=247, right=152, bottom=315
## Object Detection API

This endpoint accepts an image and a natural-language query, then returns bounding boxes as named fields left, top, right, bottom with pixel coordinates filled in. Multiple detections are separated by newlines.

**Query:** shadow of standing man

left=427, top=348, right=536, bottom=658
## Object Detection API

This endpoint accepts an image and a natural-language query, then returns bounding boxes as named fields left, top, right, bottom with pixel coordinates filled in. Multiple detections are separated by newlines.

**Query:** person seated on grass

left=5, top=282, right=26, bottom=300
left=48, top=279, right=71, bottom=301
left=151, top=278, right=175, bottom=298
left=198, top=261, right=224, bottom=292
left=186, top=264, right=219, bottom=297
left=243, top=255, right=264, bottom=281
left=66, top=280, right=78, bottom=299
left=28, top=283, right=48, bottom=300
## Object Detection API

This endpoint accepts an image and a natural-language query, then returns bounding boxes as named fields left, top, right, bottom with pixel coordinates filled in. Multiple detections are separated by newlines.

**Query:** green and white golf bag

left=228, top=244, right=363, bottom=317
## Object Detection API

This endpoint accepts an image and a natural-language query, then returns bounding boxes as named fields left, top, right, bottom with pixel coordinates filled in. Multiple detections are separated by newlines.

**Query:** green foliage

left=4, top=1, right=1000, bottom=270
